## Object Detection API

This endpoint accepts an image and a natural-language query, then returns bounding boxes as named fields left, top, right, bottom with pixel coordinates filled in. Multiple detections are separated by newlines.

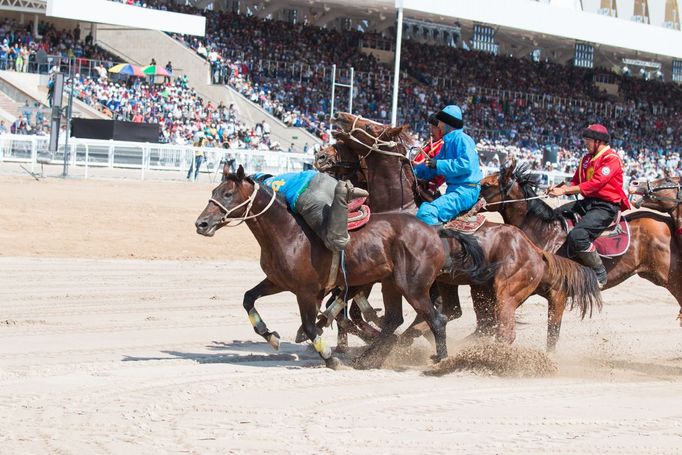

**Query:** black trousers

left=558, top=198, right=620, bottom=253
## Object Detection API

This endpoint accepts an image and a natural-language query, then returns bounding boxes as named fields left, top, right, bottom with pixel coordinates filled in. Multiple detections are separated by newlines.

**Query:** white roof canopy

left=397, top=0, right=682, bottom=59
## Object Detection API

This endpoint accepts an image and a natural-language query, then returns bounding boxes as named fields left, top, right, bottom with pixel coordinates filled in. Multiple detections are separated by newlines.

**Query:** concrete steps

left=0, top=91, right=20, bottom=123
left=0, top=71, right=109, bottom=120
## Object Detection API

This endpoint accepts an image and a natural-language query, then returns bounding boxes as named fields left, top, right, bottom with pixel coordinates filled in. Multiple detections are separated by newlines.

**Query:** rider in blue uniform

left=413, top=105, right=482, bottom=225
left=253, top=170, right=368, bottom=251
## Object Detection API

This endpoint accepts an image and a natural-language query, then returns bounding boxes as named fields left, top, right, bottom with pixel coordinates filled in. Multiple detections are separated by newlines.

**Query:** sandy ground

left=1, top=172, right=682, bottom=454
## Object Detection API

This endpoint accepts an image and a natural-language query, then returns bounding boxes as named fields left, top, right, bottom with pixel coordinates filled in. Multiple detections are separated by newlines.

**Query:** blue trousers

left=417, top=184, right=480, bottom=225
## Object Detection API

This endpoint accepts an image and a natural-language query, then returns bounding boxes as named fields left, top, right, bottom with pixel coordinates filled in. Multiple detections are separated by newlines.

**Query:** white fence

left=0, top=134, right=314, bottom=180
left=0, top=133, right=572, bottom=186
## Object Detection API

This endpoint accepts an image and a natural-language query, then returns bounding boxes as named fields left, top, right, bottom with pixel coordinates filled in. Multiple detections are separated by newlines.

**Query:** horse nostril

left=196, top=220, right=209, bottom=230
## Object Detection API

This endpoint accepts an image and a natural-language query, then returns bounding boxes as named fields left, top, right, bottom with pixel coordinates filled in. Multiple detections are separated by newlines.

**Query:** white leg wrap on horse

left=353, top=294, right=373, bottom=314
left=313, top=336, right=332, bottom=359
left=321, top=297, right=346, bottom=327
left=353, top=294, right=380, bottom=323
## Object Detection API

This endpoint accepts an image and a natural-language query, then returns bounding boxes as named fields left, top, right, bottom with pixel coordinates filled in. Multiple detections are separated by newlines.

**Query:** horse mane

left=511, top=162, right=562, bottom=223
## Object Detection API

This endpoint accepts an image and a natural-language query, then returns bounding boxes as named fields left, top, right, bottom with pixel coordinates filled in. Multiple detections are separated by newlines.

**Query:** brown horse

left=629, top=176, right=682, bottom=238
left=195, top=165, right=491, bottom=368
left=329, top=113, right=602, bottom=350
left=480, top=160, right=682, bottom=324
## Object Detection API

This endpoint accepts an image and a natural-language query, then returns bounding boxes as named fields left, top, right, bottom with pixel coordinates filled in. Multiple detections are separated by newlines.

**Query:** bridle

left=633, top=179, right=682, bottom=207
left=334, top=116, right=420, bottom=208
left=483, top=167, right=550, bottom=207
left=338, top=114, right=409, bottom=160
left=208, top=182, right=277, bottom=227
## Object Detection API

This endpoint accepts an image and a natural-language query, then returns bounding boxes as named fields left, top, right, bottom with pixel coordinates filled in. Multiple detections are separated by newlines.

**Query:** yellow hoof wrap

left=248, top=308, right=267, bottom=335
left=313, top=336, right=332, bottom=359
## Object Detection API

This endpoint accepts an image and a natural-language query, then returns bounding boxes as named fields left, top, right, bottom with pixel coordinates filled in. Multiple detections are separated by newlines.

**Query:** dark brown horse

left=195, top=165, right=491, bottom=368
left=629, top=176, right=682, bottom=239
left=329, top=113, right=602, bottom=349
left=480, top=160, right=682, bottom=324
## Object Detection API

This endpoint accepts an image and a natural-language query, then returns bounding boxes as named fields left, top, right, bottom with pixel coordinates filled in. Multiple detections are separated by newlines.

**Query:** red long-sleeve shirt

left=413, top=139, right=445, bottom=188
left=570, top=147, right=631, bottom=210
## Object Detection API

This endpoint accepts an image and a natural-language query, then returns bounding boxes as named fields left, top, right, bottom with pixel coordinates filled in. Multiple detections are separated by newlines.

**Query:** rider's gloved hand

left=425, top=159, right=437, bottom=169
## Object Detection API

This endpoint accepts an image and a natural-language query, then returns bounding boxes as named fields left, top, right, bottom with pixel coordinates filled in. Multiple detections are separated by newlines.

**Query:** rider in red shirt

left=547, top=124, right=630, bottom=288
left=412, top=114, right=445, bottom=192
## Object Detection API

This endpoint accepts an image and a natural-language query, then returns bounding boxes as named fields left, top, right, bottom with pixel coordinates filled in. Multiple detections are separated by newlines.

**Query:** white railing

left=0, top=134, right=314, bottom=180
left=1, top=134, right=574, bottom=186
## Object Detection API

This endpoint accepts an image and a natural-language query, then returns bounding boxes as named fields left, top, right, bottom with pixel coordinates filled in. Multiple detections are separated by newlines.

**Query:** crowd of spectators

left=167, top=9, right=680, bottom=179
left=0, top=18, right=111, bottom=74
left=0, top=6, right=679, bottom=179
left=70, top=73, right=278, bottom=149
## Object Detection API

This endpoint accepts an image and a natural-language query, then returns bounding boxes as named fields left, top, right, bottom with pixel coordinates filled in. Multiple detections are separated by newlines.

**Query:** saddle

left=562, top=211, right=630, bottom=258
left=443, top=198, right=487, bottom=233
left=348, top=197, right=371, bottom=231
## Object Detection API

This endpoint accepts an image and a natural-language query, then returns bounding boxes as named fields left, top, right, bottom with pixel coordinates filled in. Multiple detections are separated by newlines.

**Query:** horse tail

left=541, top=251, right=603, bottom=319
left=438, top=229, right=496, bottom=285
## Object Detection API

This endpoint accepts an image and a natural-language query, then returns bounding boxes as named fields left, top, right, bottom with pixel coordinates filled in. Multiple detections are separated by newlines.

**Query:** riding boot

left=324, top=181, right=351, bottom=251
left=345, top=181, right=369, bottom=200
left=576, top=250, right=608, bottom=289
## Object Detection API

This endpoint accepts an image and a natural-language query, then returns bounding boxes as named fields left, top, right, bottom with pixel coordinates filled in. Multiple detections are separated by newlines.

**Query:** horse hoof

left=325, top=357, right=347, bottom=370
left=294, top=325, right=308, bottom=343
left=267, top=332, right=280, bottom=351
left=430, top=354, right=445, bottom=364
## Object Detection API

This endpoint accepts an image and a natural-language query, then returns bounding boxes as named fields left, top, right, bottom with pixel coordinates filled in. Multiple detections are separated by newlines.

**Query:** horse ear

left=332, top=131, right=349, bottom=141
left=386, top=124, right=408, bottom=137
left=236, top=164, right=245, bottom=180
left=501, top=157, right=515, bottom=180
left=222, top=163, right=230, bottom=178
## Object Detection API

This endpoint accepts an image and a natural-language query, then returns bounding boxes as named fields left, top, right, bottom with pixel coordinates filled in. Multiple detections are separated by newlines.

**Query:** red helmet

left=582, top=124, right=610, bottom=143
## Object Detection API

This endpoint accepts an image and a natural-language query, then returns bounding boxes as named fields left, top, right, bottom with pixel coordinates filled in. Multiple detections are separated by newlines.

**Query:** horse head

left=479, top=157, right=524, bottom=211
left=332, top=112, right=411, bottom=157
left=314, top=143, right=358, bottom=176
left=195, top=164, right=255, bottom=236
left=628, top=176, right=681, bottom=211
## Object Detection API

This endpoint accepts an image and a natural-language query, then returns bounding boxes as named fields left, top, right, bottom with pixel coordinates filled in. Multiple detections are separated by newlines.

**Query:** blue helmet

left=435, top=105, right=463, bottom=129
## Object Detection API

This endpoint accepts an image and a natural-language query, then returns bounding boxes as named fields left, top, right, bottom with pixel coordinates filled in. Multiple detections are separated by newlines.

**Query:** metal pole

left=391, top=4, right=404, bottom=127
left=329, top=64, right=336, bottom=142
left=349, top=67, right=354, bottom=115
left=62, top=62, right=74, bottom=177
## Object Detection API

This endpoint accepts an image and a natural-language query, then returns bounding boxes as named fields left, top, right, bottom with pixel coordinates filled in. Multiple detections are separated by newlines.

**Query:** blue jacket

left=414, top=129, right=482, bottom=191
left=256, top=170, right=317, bottom=212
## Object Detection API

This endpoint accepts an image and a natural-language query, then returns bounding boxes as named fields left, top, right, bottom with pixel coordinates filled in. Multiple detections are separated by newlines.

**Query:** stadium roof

left=281, top=1, right=680, bottom=59
left=397, top=0, right=682, bottom=59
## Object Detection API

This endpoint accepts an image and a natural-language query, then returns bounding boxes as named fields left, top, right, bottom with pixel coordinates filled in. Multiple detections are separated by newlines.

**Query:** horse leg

left=354, top=280, right=404, bottom=369
left=493, top=280, right=535, bottom=345
left=438, top=282, right=462, bottom=320
left=397, top=282, right=459, bottom=347
left=243, top=278, right=283, bottom=350
left=339, top=300, right=381, bottom=343
left=296, top=293, right=342, bottom=370
left=667, top=265, right=682, bottom=327
left=471, top=285, right=496, bottom=338
left=402, top=289, right=448, bottom=362
left=545, top=289, right=568, bottom=352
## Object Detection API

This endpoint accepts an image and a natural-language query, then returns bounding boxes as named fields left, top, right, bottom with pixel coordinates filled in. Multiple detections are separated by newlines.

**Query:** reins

left=485, top=194, right=551, bottom=207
